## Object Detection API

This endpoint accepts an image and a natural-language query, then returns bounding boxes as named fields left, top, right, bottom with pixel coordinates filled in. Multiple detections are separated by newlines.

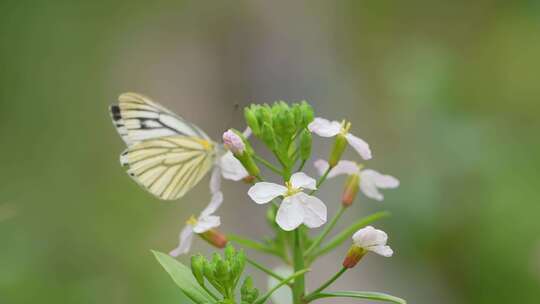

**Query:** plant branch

left=304, top=267, right=347, bottom=302
left=246, top=257, right=292, bottom=288
left=292, top=228, right=306, bottom=304
left=309, top=166, right=332, bottom=195
left=253, top=154, right=283, bottom=175
left=228, top=234, right=282, bottom=257
left=304, top=205, right=346, bottom=258
left=254, top=268, right=311, bottom=304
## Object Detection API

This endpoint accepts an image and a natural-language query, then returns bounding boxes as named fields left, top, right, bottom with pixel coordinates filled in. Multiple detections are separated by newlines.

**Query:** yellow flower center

left=285, top=181, right=302, bottom=196
left=186, top=215, right=198, bottom=226
left=340, top=120, right=352, bottom=135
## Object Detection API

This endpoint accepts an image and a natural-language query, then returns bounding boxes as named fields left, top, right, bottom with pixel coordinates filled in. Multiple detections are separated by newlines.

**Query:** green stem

left=309, top=166, right=332, bottom=195
left=201, top=282, right=220, bottom=301
left=254, top=268, right=311, bottom=304
left=292, top=228, right=306, bottom=304
left=304, top=267, right=347, bottom=302
left=253, top=154, right=283, bottom=175
left=246, top=257, right=292, bottom=288
left=304, top=205, right=346, bottom=258
left=228, top=234, right=282, bottom=257
left=297, top=159, right=307, bottom=171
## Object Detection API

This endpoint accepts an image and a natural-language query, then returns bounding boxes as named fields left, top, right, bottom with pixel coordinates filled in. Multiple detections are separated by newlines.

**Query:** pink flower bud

left=223, top=129, right=245, bottom=154
left=200, top=229, right=228, bottom=249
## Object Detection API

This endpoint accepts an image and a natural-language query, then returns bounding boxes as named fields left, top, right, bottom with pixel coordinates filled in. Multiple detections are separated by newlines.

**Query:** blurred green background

left=1, top=1, right=539, bottom=303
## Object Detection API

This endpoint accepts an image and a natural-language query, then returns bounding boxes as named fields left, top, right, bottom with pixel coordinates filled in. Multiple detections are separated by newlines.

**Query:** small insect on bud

left=342, top=245, right=366, bottom=268
left=342, top=174, right=360, bottom=207
left=200, top=229, right=228, bottom=249
left=223, top=129, right=246, bottom=155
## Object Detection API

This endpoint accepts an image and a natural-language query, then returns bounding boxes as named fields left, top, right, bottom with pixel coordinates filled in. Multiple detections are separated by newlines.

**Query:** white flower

left=209, top=127, right=252, bottom=194
left=308, top=117, right=372, bottom=160
left=222, top=129, right=246, bottom=154
left=314, top=159, right=399, bottom=201
left=352, top=226, right=393, bottom=257
left=169, top=191, right=223, bottom=256
left=247, top=172, right=327, bottom=231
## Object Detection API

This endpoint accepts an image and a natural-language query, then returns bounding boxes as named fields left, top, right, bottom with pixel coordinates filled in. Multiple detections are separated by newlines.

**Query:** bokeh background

left=1, top=1, right=539, bottom=303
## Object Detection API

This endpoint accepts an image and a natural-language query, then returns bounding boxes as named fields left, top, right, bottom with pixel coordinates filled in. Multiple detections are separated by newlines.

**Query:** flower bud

left=215, top=259, right=231, bottom=285
left=200, top=229, right=228, bottom=249
left=329, top=133, right=347, bottom=167
left=241, top=276, right=259, bottom=303
left=237, top=153, right=260, bottom=178
left=244, top=106, right=260, bottom=136
left=342, top=174, right=360, bottom=207
left=191, top=254, right=206, bottom=287
left=342, top=245, right=367, bottom=268
left=259, top=104, right=273, bottom=126
left=243, top=175, right=256, bottom=184
left=299, top=100, right=314, bottom=127
left=223, top=129, right=246, bottom=155
left=224, top=244, right=236, bottom=261
left=261, top=122, right=276, bottom=150
left=299, top=129, right=312, bottom=161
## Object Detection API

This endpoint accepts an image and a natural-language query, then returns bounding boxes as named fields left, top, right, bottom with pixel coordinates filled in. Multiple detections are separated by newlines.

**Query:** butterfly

left=110, top=92, right=248, bottom=200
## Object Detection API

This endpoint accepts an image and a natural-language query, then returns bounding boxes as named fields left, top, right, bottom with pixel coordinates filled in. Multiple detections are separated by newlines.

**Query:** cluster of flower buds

left=191, top=245, right=252, bottom=301
left=244, top=102, right=314, bottom=176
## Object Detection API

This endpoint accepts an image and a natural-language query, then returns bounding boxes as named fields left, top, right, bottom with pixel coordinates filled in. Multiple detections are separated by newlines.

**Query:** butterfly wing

left=110, top=92, right=217, bottom=200
left=110, top=92, right=211, bottom=145
left=120, top=135, right=216, bottom=200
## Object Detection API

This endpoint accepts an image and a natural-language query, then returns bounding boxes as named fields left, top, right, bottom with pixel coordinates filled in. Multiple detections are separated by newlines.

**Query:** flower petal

left=276, top=195, right=305, bottom=231
left=359, top=171, right=384, bottom=201
left=193, top=215, right=220, bottom=233
left=268, top=266, right=293, bottom=304
left=242, top=126, right=252, bottom=138
left=297, top=192, right=327, bottom=228
left=169, top=226, right=194, bottom=257
left=362, top=169, right=399, bottom=188
left=200, top=191, right=223, bottom=218
left=352, top=226, right=388, bottom=248
left=313, top=159, right=330, bottom=176
left=209, top=167, right=222, bottom=194
left=308, top=117, right=341, bottom=137
left=290, top=172, right=317, bottom=190
left=219, top=151, right=249, bottom=181
left=248, top=182, right=287, bottom=204
left=329, top=160, right=360, bottom=178
left=345, top=133, right=372, bottom=160
left=368, top=245, right=394, bottom=257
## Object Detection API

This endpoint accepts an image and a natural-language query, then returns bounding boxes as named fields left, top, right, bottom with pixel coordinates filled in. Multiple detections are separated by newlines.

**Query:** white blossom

left=169, top=191, right=223, bottom=256
left=352, top=226, right=393, bottom=257
left=308, top=117, right=372, bottom=160
left=247, top=172, right=327, bottom=231
left=314, top=159, right=399, bottom=201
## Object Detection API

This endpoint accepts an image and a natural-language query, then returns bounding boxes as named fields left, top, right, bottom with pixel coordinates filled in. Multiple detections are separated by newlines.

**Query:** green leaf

left=307, top=291, right=406, bottom=304
left=152, top=250, right=217, bottom=304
